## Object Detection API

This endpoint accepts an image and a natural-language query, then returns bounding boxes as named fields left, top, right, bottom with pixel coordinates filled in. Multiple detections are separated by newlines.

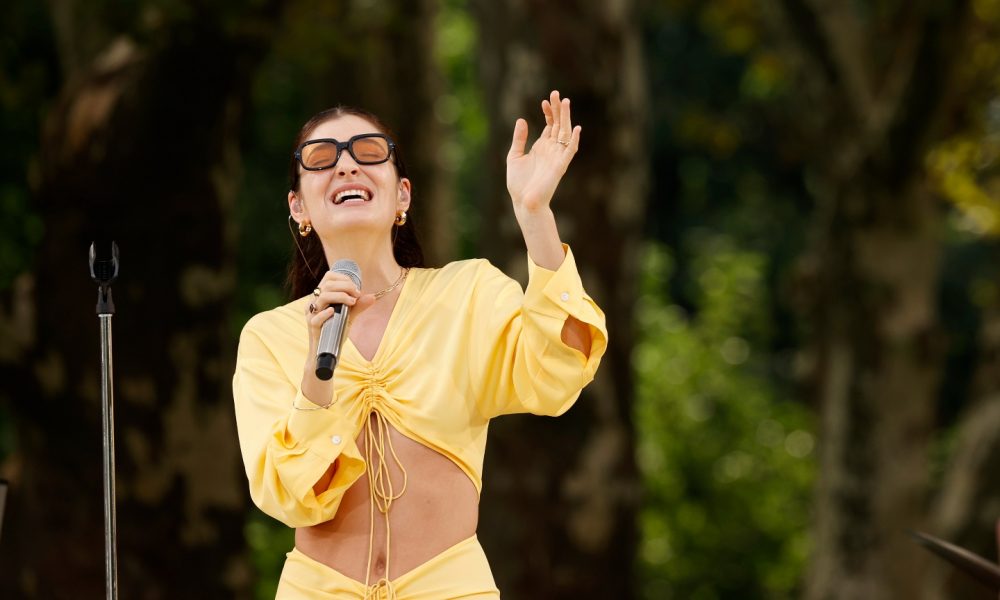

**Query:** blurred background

left=1, top=0, right=999, bottom=598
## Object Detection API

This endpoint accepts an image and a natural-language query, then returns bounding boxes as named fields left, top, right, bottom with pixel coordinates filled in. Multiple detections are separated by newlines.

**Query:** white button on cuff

left=331, top=435, right=342, bottom=445
left=560, top=292, right=570, bottom=302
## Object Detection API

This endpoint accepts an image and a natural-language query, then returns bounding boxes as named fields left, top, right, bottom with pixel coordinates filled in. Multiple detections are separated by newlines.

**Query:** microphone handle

left=316, top=302, right=350, bottom=381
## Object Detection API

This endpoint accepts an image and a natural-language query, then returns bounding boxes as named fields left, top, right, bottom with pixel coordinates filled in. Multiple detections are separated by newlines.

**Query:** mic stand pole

left=90, top=241, right=119, bottom=600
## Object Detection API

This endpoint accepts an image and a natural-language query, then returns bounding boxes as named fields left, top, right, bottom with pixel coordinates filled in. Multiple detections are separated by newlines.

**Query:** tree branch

left=884, top=0, right=974, bottom=188
left=865, top=5, right=923, bottom=145
left=804, top=0, right=876, bottom=121
left=770, top=0, right=864, bottom=129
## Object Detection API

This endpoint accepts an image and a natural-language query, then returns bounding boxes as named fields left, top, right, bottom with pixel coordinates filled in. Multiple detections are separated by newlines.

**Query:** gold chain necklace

left=372, top=267, right=409, bottom=300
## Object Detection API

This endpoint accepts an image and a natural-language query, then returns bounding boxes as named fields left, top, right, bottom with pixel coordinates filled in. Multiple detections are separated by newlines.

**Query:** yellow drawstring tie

left=362, top=404, right=407, bottom=600
left=365, top=578, right=396, bottom=600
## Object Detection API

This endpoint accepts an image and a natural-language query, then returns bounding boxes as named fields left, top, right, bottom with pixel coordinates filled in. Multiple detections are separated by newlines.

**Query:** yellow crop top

left=232, top=244, right=608, bottom=575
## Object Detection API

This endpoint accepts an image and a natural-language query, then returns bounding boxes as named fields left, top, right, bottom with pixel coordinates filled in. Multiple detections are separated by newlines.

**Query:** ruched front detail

left=360, top=366, right=408, bottom=598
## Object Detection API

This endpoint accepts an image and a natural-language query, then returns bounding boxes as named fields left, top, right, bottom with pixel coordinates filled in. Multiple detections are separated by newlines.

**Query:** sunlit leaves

left=925, top=0, right=1000, bottom=239
left=929, top=132, right=1000, bottom=238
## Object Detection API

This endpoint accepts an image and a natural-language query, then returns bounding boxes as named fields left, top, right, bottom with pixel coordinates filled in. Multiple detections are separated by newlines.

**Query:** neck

left=320, top=229, right=401, bottom=294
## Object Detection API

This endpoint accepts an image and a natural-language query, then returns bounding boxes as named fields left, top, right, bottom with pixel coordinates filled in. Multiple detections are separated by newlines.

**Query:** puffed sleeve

left=233, top=321, right=366, bottom=528
left=472, top=244, right=608, bottom=418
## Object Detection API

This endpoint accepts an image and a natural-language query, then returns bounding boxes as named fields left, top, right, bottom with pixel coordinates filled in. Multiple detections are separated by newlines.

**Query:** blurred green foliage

left=0, top=1, right=54, bottom=289
left=245, top=511, right=293, bottom=600
left=434, top=0, right=488, bottom=259
left=639, top=4, right=819, bottom=596
left=635, top=240, right=814, bottom=599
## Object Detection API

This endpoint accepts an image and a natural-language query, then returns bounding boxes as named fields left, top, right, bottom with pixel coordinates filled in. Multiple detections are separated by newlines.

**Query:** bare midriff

left=295, top=414, right=480, bottom=585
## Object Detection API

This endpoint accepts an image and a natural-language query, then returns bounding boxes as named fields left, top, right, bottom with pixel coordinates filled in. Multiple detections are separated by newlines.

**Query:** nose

left=336, top=151, right=360, bottom=176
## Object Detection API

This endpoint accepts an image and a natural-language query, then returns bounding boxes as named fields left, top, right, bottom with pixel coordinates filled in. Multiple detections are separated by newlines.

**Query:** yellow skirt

left=275, top=534, right=500, bottom=599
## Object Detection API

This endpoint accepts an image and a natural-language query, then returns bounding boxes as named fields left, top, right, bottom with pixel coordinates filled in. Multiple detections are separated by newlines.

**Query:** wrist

left=513, top=204, right=555, bottom=227
left=301, top=370, right=334, bottom=408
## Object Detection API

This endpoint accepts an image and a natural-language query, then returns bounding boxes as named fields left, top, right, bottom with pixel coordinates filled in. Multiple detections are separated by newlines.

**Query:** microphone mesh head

left=331, top=259, right=362, bottom=289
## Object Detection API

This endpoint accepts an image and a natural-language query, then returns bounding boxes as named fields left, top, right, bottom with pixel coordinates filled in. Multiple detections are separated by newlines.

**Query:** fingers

left=511, top=90, right=579, bottom=162
left=312, top=289, right=358, bottom=312
left=560, top=98, right=572, bottom=141
left=308, top=305, right=337, bottom=329
left=318, top=271, right=363, bottom=295
left=507, top=118, right=529, bottom=161
left=305, top=289, right=359, bottom=334
left=305, top=271, right=361, bottom=319
left=545, top=90, right=573, bottom=144
left=540, top=100, right=553, bottom=140
left=549, top=90, right=561, bottom=140
left=569, top=124, right=582, bottom=153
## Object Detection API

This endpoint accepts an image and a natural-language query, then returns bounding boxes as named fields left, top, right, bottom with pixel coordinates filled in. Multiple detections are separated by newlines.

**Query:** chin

left=326, top=214, right=391, bottom=234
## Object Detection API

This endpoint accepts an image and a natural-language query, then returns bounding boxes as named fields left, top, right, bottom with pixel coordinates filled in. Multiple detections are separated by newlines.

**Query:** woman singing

left=233, top=90, right=608, bottom=598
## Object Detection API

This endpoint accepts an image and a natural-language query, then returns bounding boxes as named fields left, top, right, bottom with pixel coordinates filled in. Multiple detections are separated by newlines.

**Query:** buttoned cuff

left=524, top=244, right=609, bottom=372
left=286, top=390, right=355, bottom=464
left=525, top=244, right=603, bottom=324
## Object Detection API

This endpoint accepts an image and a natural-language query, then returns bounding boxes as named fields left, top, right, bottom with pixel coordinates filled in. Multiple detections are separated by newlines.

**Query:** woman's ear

left=398, top=178, right=412, bottom=212
left=288, top=191, right=304, bottom=221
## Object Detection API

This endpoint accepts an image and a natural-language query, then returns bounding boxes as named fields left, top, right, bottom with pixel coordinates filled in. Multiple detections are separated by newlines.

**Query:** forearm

left=515, top=206, right=594, bottom=356
left=514, top=205, right=566, bottom=270
left=301, top=366, right=336, bottom=408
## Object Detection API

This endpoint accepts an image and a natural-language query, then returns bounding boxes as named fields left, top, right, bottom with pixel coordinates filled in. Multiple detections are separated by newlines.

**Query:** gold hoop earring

left=298, top=220, right=313, bottom=236
left=394, top=211, right=407, bottom=226
left=287, top=216, right=320, bottom=281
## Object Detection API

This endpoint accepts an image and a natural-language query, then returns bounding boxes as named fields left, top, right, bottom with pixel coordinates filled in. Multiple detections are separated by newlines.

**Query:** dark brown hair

left=286, top=106, right=425, bottom=299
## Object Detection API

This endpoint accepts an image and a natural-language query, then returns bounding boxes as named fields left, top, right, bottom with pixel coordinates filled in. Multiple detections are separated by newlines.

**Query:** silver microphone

left=315, top=259, right=361, bottom=380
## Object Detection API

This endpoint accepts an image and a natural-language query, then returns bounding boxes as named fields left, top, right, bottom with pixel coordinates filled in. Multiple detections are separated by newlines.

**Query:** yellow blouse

left=232, top=245, right=608, bottom=531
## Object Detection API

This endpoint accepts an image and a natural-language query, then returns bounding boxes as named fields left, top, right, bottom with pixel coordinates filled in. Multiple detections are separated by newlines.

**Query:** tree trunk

left=925, top=304, right=1000, bottom=600
left=762, top=1, right=975, bottom=596
left=470, top=1, right=647, bottom=597
left=802, top=180, right=942, bottom=600
left=0, top=4, right=281, bottom=597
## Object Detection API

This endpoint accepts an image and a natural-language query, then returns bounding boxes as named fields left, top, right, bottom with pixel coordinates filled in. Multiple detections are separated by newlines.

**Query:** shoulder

left=419, top=258, right=516, bottom=293
left=413, top=260, right=521, bottom=317
left=239, top=296, right=309, bottom=350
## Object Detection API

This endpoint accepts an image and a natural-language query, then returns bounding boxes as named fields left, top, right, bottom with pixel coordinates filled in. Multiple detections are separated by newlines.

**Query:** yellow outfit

left=233, top=245, right=607, bottom=599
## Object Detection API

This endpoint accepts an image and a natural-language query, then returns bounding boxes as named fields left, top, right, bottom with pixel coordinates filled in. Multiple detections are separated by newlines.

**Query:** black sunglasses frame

left=294, top=133, right=397, bottom=171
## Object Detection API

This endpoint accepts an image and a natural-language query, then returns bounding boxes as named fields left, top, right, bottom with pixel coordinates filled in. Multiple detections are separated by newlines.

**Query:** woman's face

left=289, top=114, right=410, bottom=243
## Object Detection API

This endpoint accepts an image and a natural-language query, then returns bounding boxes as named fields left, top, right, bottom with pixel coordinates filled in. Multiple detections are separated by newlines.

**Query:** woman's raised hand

left=506, top=90, right=582, bottom=215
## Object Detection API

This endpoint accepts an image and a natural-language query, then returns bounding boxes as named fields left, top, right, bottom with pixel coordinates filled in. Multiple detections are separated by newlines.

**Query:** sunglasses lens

left=352, top=137, right=390, bottom=164
left=301, top=142, right=339, bottom=169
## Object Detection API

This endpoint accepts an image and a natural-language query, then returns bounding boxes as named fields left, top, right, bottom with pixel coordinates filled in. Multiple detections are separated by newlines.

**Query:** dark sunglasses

left=294, top=133, right=396, bottom=171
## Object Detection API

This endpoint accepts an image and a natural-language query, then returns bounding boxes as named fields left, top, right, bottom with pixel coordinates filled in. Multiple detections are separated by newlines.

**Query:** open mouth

left=332, top=188, right=372, bottom=205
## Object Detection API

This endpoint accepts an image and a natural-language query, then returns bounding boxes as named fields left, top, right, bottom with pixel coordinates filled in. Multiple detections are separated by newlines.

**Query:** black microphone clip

left=90, top=241, right=119, bottom=315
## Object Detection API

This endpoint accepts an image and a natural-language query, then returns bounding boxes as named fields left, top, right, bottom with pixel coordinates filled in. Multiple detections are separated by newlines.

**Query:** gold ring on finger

left=309, top=302, right=317, bottom=314
left=558, top=139, right=570, bottom=146
left=312, top=287, right=321, bottom=297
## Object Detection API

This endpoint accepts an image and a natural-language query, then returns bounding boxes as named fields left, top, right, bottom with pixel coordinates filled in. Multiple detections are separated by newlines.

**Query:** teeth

left=334, top=188, right=370, bottom=203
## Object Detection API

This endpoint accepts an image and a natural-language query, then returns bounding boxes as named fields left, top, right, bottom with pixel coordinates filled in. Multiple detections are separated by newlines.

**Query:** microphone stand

left=90, top=242, right=119, bottom=600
